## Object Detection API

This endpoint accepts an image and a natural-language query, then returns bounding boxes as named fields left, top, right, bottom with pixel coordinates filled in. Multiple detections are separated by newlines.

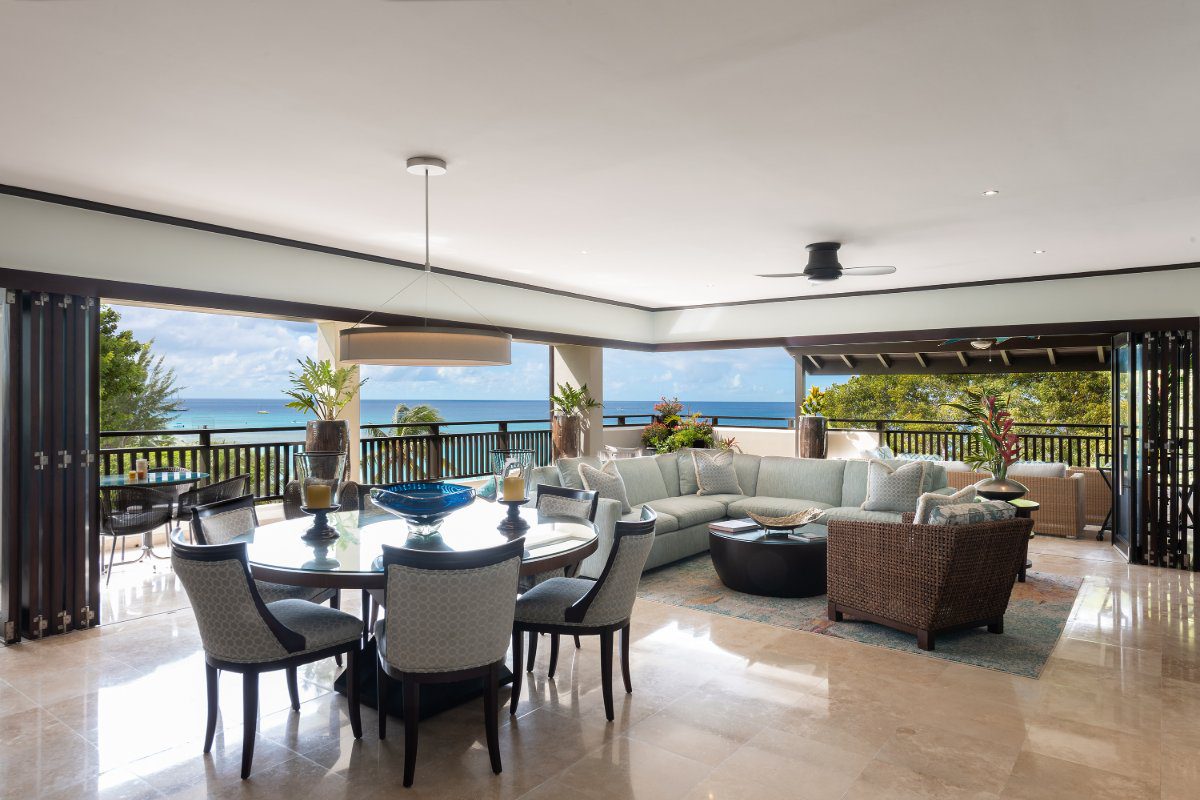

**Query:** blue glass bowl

left=370, top=482, right=475, bottom=533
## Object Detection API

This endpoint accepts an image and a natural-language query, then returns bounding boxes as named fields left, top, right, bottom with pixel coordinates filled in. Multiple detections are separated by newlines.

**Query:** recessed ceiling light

left=1033, top=249, right=1046, bottom=254
left=580, top=250, right=589, bottom=255
left=981, top=189, right=1000, bottom=196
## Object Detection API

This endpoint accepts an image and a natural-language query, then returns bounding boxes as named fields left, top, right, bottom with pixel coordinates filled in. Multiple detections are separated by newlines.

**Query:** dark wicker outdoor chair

left=826, top=513, right=1033, bottom=651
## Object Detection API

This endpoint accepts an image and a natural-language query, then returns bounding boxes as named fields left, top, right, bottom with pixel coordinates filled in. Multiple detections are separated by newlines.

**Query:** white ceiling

left=2, top=0, right=1199, bottom=309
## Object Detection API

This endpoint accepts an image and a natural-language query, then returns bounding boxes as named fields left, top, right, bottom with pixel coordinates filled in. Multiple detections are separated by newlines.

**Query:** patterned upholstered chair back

left=380, top=538, right=524, bottom=673
left=567, top=506, right=656, bottom=627
left=190, top=495, right=259, bottom=545
left=535, top=484, right=599, bottom=522
left=170, top=535, right=304, bottom=664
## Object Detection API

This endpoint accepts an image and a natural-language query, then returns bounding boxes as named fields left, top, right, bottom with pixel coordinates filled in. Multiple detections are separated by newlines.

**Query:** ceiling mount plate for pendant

left=406, top=156, right=447, bottom=176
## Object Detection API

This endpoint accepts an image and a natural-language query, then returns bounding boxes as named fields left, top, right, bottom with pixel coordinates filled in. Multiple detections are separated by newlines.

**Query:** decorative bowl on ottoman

left=747, top=508, right=824, bottom=535
left=370, top=482, right=476, bottom=537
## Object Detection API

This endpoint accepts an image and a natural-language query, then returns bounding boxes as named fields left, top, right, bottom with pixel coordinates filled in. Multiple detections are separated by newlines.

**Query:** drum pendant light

left=339, top=156, right=512, bottom=366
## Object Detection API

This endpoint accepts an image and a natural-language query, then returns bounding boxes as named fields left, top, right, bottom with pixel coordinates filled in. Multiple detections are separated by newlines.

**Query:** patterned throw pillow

left=694, top=449, right=742, bottom=496
left=864, top=444, right=895, bottom=460
left=914, top=485, right=977, bottom=524
left=578, top=461, right=632, bottom=513
left=926, top=500, right=1017, bottom=526
left=860, top=460, right=926, bottom=513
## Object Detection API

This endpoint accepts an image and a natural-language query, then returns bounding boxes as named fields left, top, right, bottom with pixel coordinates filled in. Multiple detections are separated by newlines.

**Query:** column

left=793, top=352, right=805, bottom=458
left=550, top=345, right=604, bottom=456
left=316, top=321, right=361, bottom=480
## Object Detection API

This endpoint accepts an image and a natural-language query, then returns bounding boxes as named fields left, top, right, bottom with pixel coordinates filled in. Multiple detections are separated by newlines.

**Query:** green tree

left=100, top=306, right=184, bottom=446
left=820, top=372, right=1111, bottom=432
left=392, top=403, right=444, bottom=436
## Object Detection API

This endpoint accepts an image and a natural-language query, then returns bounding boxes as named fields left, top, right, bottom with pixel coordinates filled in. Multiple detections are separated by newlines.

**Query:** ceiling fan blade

left=841, top=265, right=897, bottom=276
left=755, top=273, right=809, bottom=278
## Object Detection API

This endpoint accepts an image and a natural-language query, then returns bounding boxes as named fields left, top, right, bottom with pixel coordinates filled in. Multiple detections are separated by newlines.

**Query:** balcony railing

left=99, top=414, right=1119, bottom=500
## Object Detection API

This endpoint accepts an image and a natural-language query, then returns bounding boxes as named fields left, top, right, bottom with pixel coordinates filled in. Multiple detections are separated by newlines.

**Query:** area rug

left=637, top=555, right=1082, bottom=678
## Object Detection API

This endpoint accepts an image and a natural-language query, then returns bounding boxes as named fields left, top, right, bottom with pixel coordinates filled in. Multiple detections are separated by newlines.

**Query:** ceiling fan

left=757, top=242, right=897, bottom=283
left=942, top=336, right=1041, bottom=350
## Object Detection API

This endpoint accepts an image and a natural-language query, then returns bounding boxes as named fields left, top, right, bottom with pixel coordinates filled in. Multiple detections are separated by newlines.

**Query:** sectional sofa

left=531, top=451, right=954, bottom=579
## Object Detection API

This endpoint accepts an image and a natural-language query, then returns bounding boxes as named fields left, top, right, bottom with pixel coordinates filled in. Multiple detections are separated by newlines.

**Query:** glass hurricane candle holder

left=294, top=450, right=345, bottom=541
left=491, top=449, right=534, bottom=503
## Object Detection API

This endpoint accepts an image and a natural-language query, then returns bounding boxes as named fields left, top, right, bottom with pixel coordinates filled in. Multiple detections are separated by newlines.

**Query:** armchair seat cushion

left=266, top=599, right=362, bottom=654
left=643, top=497, right=727, bottom=529
left=515, top=577, right=595, bottom=627
left=727, top=496, right=833, bottom=519
left=255, top=581, right=330, bottom=605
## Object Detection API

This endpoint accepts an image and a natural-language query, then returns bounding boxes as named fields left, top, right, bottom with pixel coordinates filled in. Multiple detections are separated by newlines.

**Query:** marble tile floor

left=4, top=536, right=1194, bottom=799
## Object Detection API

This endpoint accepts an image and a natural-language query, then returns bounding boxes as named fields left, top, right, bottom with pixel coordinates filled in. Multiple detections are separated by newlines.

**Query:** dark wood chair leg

left=827, top=601, right=843, bottom=621
left=573, top=635, right=581, bottom=649
left=241, top=671, right=259, bottom=780
left=377, top=661, right=389, bottom=740
left=203, top=663, right=219, bottom=754
left=988, top=619, right=1004, bottom=634
left=509, top=630, right=523, bottom=715
left=403, top=679, right=420, bottom=787
left=620, top=624, right=632, bottom=694
left=360, top=589, right=371, bottom=644
left=599, top=630, right=614, bottom=722
left=917, top=630, right=934, bottom=651
left=548, top=634, right=560, bottom=679
left=346, top=647, right=362, bottom=739
left=525, top=630, right=538, bottom=672
left=484, top=662, right=502, bottom=775
left=329, top=591, right=343, bottom=667
left=285, top=666, right=300, bottom=711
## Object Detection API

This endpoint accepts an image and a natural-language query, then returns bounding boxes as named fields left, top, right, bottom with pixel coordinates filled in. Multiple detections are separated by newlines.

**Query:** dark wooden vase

left=305, top=420, right=350, bottom=478
left=798, top=415, right=828, bottom=459
left=552, top=414, right=583, bottom=460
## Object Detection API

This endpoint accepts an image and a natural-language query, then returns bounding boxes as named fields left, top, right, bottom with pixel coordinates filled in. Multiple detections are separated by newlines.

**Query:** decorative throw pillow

left=864, top=444, right=895, bottom=460
left=1007, top=461, right=1068, bottom=478
left=895, top=453, right=942, bottom=462
left=578, top=461, right=632, bottom=513
left=693, top=449, right=742, bottom=496
left=556, top=456, right=601, bottom=490
left=677, top=448, right=719, bottom=495
left=926, top=500, right=1017, bottom=526
left=914, top=485, right=977, bottom=524
left=861, top=460, right=926, bottom=513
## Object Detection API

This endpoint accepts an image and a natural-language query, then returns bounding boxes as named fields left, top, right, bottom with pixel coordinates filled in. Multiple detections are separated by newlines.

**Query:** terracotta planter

left=552, top=414, right=583, bottom=460
left=798, top=415, right=828, bottom=459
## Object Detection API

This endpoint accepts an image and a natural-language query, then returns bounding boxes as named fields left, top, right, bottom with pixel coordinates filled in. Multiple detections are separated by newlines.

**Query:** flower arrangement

left=942, top=391, right=1022, bottom=479
left=641, top=396, right=717, bottom=453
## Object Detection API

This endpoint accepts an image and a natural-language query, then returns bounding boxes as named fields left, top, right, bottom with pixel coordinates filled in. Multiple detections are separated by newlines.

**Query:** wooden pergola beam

left=1046, top=347, right=1057, bottom=365
left=957, top=351, right=969, bottom=368
left=807, top=355, right=822, bottom=371
left=1096, top=345, right=1106, bottom=363
left=876, top=353, right=891, bottom=368
left=840, top=354, right=855, bottom=369
left=914, top=352, right=928, bottom=368
left=1000, top=350, right=1011, bottom=366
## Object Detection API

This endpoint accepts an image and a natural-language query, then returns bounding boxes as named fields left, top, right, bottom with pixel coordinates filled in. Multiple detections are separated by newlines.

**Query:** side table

left=1007, top=498, right=1039, bottom=582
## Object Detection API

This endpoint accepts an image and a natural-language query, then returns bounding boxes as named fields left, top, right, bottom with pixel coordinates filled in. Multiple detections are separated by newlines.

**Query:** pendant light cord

left=423, top=167, right=430, bottom=328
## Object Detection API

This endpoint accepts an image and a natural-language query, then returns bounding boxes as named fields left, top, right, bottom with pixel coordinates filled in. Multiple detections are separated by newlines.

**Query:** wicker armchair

left=826, top=514, right=1034, bottom=650
left=946, top=469, right=1086, bottom=538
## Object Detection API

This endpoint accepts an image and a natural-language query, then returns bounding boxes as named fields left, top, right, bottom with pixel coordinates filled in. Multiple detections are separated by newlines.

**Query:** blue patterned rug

left=637, top=554, right=1082, bottom=678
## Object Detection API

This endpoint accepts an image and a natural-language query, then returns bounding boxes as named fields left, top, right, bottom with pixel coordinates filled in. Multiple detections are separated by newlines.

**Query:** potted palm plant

left=283, top=357, right=367, bottom=456
left=550, top=382, right=601, bottom=459
left=798, top=386, right=828, bottom=459
left=942, top=391, right=1027, bottom=500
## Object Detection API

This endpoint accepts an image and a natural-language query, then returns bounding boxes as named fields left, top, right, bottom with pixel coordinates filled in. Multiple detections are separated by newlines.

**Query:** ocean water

left=164, top=398, right=796, bottom=442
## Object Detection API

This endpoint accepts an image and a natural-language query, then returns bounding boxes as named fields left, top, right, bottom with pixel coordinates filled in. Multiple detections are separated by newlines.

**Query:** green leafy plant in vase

left=284, top=357, right=367, bottom=458
left=550, top=382, right=601, bottom=458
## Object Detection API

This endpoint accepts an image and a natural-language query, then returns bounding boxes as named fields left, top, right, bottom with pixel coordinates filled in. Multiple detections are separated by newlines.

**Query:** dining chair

left=99, top=485, right=176, bottom=583
left=190, top=495, right=340, bottom=607
left=528, top=484, right=599, bottom=657
left=178, top=474, right=250, bottom=528
left=374, top=537, right=525, bottom=787
left=510, top=506, right=656, bottom=721
left=170, top=534, right=363, bottom=779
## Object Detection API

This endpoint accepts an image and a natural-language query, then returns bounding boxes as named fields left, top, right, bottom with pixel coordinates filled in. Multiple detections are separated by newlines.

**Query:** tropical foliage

left=550, top=382, right=602, bottom=426
left=799, top=385, right=826, bottom=416
left=99, top=306, right=184, bottom=447
left=283, top=357, right=366, bottom=420
left=941, top=391, right=1022, bottom=477
left=391, top=403, right=444, bottom=436
left=641, top=396, right=717, bottom=453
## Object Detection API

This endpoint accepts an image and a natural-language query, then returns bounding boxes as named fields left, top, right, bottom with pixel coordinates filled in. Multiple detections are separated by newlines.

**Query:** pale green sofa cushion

left=882, top=458, right=945, bottom=493
left=531, top=465, right=562, bottom=490
left=654, top=453, right=682, bottom=498
left=732, top=454, right=761, bottom=497
left=644, top=496, right=727, bottom=529
left=727, top=496, right=833, bottom=518
left=556, top=456, right=602, bottom=490
left=755, top=457, right=846, bottom=507
left=613, top=456, right=671, bottom=506
left=626, top=505, right=678, bottom=533
left=819, top=506, right=903, bottom=524
left=840, top=459, right=870, bottom=507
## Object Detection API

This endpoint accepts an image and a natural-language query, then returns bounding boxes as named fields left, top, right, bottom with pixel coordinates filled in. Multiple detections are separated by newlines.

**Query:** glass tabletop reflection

left=237, top=500, right=597, bottom=586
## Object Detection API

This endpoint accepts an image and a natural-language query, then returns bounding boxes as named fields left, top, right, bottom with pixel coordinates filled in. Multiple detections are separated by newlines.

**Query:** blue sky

left=110, top=304, right=847, bottom=401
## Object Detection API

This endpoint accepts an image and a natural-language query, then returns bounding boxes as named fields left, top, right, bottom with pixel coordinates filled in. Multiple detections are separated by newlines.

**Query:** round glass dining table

left=236, top=501, right=598, bottom=590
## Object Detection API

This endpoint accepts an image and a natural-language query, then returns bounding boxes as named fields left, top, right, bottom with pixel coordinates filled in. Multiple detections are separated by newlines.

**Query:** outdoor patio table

left=100, top=470, right=210, bottom=488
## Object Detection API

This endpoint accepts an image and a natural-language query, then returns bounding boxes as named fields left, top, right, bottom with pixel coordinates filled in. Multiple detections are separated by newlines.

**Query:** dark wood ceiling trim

left=0, top=183, right=657, bottom=313
left=6, top=183, right=1200, bottom=315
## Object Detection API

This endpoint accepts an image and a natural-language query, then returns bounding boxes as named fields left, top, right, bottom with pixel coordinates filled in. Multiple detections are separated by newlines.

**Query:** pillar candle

left=135, top=458, right=149, bottom=480
left=501, top=475, right=525, bottom=502
left=305, top=483, right=332, bottom=509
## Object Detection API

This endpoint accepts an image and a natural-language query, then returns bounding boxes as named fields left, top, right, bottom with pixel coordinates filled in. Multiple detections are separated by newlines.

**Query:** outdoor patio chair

left=170, top=534, right=362, bottom=779
left=177, top=474, right=250, bottom=528
left=511, top=506, right=656, bottom=721
left=99, top=485, right=176, bottom=584
left=374, top=537, right=524, bottom=786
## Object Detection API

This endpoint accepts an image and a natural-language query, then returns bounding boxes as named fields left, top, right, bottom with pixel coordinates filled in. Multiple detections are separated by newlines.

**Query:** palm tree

left=392, top=403, right=444, bottom=436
